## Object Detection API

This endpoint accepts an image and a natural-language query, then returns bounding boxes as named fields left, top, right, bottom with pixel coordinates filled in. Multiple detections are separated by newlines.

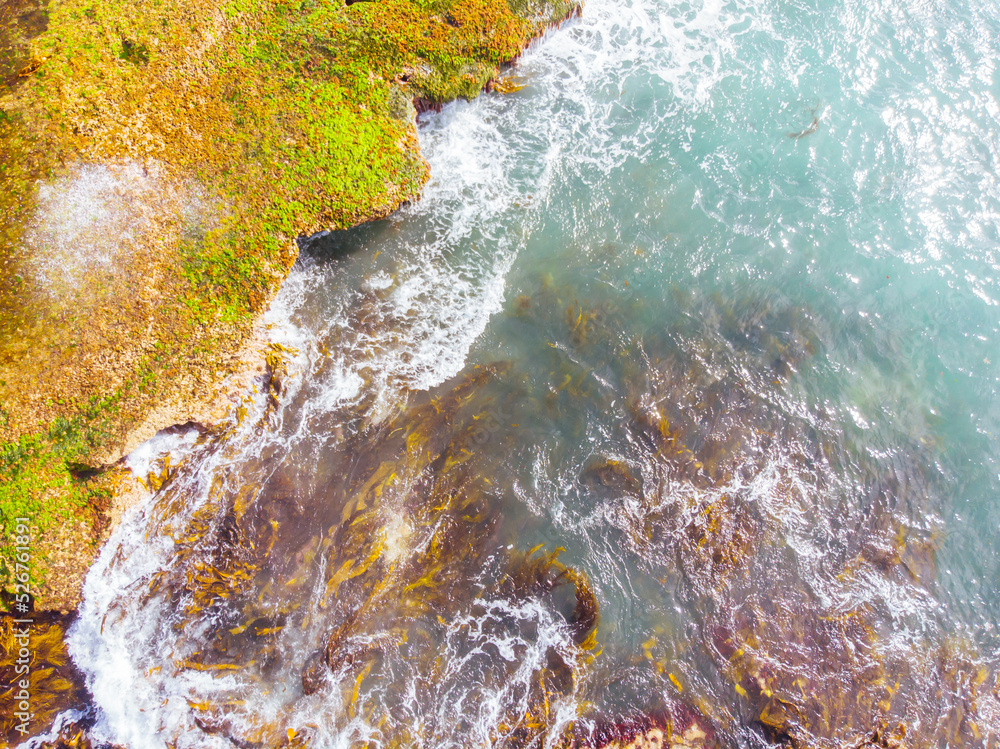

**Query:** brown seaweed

left=0, top=612, right=92, bottom=746
left=36, top=283, right=998, bottom=749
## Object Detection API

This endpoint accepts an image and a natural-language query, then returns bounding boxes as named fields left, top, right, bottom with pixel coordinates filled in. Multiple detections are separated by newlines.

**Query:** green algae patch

left=0, top=0, right=581, bottom=605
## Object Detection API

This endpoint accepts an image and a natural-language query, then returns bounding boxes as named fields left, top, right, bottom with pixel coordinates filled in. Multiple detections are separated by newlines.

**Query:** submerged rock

left=577, top=707, right=718, bottom=749
left=581, top=457, right=643, bottom=496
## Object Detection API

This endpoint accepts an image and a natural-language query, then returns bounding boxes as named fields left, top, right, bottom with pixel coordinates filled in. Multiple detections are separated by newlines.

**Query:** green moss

left=0, top=411, right=110, bottom=595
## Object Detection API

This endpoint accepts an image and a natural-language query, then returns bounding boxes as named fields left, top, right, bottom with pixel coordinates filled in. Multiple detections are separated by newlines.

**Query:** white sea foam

left=70, top=410, right=278, bottom=747
left=124, top=426, right=203, bottom=482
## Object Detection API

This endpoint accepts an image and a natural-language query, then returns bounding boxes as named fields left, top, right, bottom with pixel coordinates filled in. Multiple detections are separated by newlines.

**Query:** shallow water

left=66, top=0, right=1000, bottom=746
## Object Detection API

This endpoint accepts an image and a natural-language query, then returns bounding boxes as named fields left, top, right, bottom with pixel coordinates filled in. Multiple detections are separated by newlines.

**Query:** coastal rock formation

left=0, top=0, right=581, bottom=607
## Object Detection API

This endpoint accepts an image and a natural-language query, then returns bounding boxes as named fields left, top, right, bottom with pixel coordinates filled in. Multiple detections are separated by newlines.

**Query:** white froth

left=68, top=368, right=289, bottom=748
left=124, top=427, right=203, bottom=482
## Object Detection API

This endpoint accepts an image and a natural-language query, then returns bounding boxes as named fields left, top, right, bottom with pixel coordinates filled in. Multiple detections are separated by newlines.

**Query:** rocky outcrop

left=0, top=0, right=582, bottom=607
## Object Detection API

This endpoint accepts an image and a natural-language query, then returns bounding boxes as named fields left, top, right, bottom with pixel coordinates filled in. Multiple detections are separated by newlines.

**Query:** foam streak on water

left=67, top=0, right=1000, bottom=746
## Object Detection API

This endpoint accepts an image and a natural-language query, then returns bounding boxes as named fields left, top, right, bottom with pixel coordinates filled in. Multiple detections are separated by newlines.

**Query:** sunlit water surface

left=66, top=0, right=1000, bottom=746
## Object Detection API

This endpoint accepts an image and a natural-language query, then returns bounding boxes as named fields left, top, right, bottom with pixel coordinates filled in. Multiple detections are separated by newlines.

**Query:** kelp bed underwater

left=3, top=283, right=1000, bottom=749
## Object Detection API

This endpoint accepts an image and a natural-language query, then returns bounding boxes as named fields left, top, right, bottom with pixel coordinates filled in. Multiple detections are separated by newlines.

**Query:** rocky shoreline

left=0, top=0, right=582, bottom=611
